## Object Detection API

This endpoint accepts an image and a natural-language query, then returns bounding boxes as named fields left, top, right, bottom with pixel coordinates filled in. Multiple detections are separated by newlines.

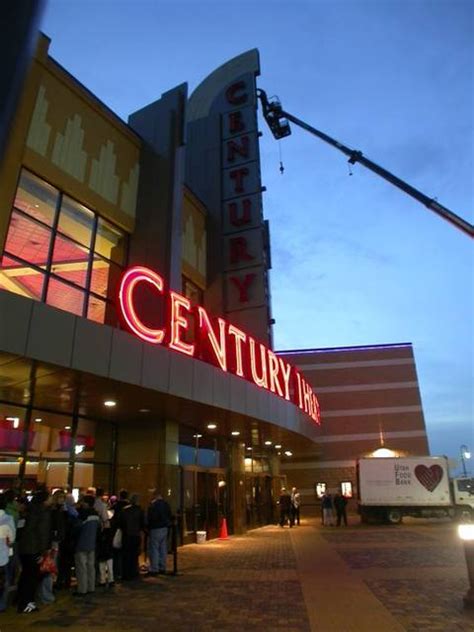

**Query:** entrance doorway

left=180, top=465, right=226, bottom=543
left=244, top=474, right=275, bottom=529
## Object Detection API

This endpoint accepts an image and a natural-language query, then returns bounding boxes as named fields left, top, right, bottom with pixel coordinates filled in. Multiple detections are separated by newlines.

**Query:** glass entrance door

left=181, top=466, right=225, bottom=543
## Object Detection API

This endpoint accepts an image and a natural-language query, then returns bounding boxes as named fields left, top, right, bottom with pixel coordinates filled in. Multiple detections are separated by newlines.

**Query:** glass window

left=29, top=411, right=74, bottom=491
left=14, top=170, right=59, bottom=227
left=457, top=479, right=474, bottom=494
left=0, top=255, right=46, bottom=300
left=46, top=277, right=85, bottom=316
left=2, top=169, right=128, bottom=325
left=51, top=233, right=90, bottom=288
left=0, top=404, right=27, bottom=455
left=4, top=210, right=52, bottom=266
left=341, top=481, right=353, bottom=498
left=0, top=456, right=21, bottom=493
left=57, top=196, right=94, bottom=248
left=87, top=296, right=106, bottom=324
left=315, top=482, right=326, bottom=498
left=95, top=217, right=126, bottom=264
left=90, top=255, right=121, bottom=299
left=182, top=276, right=203, bottom=305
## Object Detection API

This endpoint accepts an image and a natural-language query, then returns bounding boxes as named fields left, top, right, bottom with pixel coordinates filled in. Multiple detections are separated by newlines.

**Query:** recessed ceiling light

left=284, top=451, right=293, bottom=457
left=275, top=444, right=282, bottom=449
left=104, top=400, right=116, bottom=407
left=207, top=423, right=217, bottom=429
left=264, top=440, right=272, bottom=446
left=139, top=408, right=150, bottom=413
left=246, top=446, right=252, bottom=451
left=6, top=417, right=20, bottom=428
left=34, top=418, right=42, bottom=423
left=64, top=425, right=71, bottom=430
left=231, top=431, right=240, bottom=436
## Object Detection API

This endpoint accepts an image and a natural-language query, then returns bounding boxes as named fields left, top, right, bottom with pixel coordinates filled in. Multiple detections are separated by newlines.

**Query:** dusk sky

left=41, top=0, right=473, bottom=472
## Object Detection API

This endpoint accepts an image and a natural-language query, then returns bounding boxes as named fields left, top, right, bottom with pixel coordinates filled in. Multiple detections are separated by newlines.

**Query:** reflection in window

left=0, top=405, right=27, bottom=454
left=46, top=277, right=85, bottom=316
left=90, top=256, right=121, bottom=298
left=1, top=168, right=128, bottom=324
left=14, top=170, right=59, bottom=226
left=57, top=196, right=94, bottom=248
left=0, top=255, right=45, bottom=299
left=182, top=276, right=203, bottom=305
left=51, top=233, right=90, bottom=288
left=4, top=210, right=52, bottom=266
left=95, top=217, right=126, bottom=264
left=87, top=296, right=106, bottom=324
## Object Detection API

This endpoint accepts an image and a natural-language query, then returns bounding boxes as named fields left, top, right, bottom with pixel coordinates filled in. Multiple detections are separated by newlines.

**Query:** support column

left=114, top=418, right=179, bottom=510
left=228, top=441, right=246, bottom=535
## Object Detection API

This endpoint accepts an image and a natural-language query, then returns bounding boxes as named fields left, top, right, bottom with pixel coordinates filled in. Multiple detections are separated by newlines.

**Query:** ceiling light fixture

left=284, top=450, right=293, bottom=457
left=139, top=408, right=150, bottom=413
left=264, top=440, right=272, bottom=446
left=6, top=417, right=20, bottom=429
left=275, top=444, right=282, bottom=449
left=207, top=423, right=217, bottom=429
left=193, top=433, right=202, bottom=439
left=246, top=446, right=252, bottom=451
left=231, top=431, right=240, bottom=436
left=104, top=400, right=116, bottom=407
left=34, top=418, right=42, bottom=423
left=64, top=425, right=71, bottom=430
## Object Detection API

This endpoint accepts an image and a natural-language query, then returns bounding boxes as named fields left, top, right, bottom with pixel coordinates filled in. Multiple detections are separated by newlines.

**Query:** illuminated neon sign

left=118, top=266, right=321, bottom=425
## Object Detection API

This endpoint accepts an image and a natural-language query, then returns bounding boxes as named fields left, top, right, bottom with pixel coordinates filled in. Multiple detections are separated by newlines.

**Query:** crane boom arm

left=257, top=89, right=473, bottom=238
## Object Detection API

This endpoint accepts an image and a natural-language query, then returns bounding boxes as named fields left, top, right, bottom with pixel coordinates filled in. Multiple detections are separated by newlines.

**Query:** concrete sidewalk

left=2, top=516, right=473, bottom=631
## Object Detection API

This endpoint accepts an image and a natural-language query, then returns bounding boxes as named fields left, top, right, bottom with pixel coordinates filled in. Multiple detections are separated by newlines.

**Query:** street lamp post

left=458, top=524, right=474, bottom=608
left=460, top=445, right=471, bottom=478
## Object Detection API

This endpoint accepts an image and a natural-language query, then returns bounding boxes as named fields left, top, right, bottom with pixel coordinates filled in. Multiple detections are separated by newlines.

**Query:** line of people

left=0, top=485, right=173, bottom=615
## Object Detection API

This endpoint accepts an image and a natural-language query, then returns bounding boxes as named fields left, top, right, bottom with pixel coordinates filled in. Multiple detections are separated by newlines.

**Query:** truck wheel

left=386, top=509, right=402, bottom=524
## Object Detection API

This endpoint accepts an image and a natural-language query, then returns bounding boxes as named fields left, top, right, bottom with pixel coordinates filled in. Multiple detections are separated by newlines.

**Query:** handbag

left=38, top=549, right=58, bottom=577
left=112, top=528, right=122, bottom=549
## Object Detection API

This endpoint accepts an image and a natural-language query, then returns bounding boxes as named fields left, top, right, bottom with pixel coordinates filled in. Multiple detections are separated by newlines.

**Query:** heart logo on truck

left=414, top=464, right=444, bottom=492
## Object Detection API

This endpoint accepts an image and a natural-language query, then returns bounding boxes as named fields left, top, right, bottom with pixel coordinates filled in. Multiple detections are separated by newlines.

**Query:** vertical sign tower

left=186, top=50, right=272, bottom=346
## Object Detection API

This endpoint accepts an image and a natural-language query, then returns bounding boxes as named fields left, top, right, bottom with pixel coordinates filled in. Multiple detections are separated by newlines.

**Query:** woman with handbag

left=16, top=489, right=52, bottom=614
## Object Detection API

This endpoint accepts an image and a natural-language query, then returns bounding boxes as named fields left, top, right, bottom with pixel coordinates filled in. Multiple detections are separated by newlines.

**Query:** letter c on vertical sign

left=119, top=266, right=165, bottom=344
left=225, top=81, right=248, bottom=106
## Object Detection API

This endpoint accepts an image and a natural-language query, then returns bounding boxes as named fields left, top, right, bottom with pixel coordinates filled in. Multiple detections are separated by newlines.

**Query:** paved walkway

left=2, top=516, right=474, bottom=631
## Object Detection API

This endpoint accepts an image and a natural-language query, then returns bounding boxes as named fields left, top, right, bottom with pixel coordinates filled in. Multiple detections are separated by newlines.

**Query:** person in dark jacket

left=73, top=495, right=100, bottom=595
left=16, top=489, right=52, bottom=613
left=146, top=492, right=172, bottom=576
left=333, top=492, right=348, bottom=526
left=278, top=488, right=293, bottom=527
left=119, top=494, right=144, bottom=580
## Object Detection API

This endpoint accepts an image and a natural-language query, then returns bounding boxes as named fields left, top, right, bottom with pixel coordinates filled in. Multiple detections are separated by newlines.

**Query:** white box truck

left=357, top=456, right=474, bottom=524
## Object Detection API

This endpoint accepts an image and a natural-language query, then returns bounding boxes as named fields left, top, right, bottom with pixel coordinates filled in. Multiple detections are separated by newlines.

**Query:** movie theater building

left=278, top=343, right=429, bottom=511
left=0, top=34, right=323, bottom=539
left=1, top=33, right=432, bottom=534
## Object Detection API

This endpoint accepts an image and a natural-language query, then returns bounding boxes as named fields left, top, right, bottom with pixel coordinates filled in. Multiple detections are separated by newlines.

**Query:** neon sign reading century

left=118, top=266, right=321, bottom=425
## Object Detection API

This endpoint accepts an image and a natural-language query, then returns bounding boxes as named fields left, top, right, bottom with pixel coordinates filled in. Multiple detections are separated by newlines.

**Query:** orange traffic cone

left=219, top=517, right=229, bottom=540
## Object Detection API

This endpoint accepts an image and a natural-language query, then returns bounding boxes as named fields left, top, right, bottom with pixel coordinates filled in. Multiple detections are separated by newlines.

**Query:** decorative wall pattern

left=24, top=76, right=140, bottom=228
left=89, top=140, right=119, bottom=204
left=52, top=113, right=87, bottom=182
left=26, top=85, right=51, bottom=157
